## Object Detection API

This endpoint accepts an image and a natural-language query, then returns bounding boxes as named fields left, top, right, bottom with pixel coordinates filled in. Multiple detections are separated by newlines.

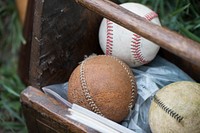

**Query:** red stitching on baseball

left=131, top=33, right=148, bottom=64
left=144, top=11, right=158, bottom=21
left=106, top=19, right=113, bottom=55
left=130, top=11, right=158, bottom=64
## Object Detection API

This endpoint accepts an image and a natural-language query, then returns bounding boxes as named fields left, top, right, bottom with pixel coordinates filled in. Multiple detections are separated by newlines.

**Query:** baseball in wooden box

left=19, top=0, right=200, bottom=132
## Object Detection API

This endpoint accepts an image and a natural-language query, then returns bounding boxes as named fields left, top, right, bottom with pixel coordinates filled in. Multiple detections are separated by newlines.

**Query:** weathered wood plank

left=20, top=86, right=99, bottom=133
left=19, top=0, right=110, bottom=88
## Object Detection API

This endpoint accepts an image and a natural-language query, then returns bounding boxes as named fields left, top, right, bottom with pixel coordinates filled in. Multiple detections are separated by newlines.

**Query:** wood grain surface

left=75, top=0, right=200, bottom=67
left=20, top=86, right=99, bottom=133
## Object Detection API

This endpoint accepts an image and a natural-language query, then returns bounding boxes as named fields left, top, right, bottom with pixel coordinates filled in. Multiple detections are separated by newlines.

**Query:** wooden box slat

left=19, top=0, right=200, bottom=132
left=21, top=86, right=99, bottom=133
left=19, top=0, right=121, bottom=88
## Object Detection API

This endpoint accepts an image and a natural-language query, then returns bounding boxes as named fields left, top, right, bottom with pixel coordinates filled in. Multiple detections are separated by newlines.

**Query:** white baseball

left=98, top=3, right=161, bottom=67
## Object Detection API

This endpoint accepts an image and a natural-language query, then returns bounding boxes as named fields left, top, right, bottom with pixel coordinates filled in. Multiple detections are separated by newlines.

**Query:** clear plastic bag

left=121, top=56, right=193, bottom=133
left=44, top=56, right=193, bottom=133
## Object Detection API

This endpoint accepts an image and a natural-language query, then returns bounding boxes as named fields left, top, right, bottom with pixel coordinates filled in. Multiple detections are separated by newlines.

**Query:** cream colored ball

left=149, top=81, right=200, bottom=133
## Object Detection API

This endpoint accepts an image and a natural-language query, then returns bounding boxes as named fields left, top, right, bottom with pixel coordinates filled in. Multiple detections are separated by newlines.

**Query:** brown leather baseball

left=68, top=55, right=137, bottom=122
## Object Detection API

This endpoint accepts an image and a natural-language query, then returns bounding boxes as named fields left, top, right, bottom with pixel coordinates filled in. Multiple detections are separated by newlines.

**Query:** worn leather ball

left=68, top=55, right=137, bottom=122
left=149, top=81, right=200, bottom=133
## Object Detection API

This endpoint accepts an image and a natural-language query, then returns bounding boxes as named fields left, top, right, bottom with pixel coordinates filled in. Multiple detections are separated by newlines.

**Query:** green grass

left=0, top=0, right=25, bottom=64
left=119, top=0, right=200, bottom=43
left=0, top=0, right=199, bottom=132
left=0, top=62, right=27, bottom=133
left=0, top=0, right=27, bottom=132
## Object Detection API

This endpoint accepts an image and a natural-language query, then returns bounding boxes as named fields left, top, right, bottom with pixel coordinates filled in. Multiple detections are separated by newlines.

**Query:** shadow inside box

left=41, top=55, right=193, bottom=133
left=19, top=0, right=200, bottom=132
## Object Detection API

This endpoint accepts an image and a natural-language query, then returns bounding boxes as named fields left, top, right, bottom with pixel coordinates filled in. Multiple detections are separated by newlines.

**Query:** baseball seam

left=144, top=11, right=158, bottom=21
left=106, top=19, right=113, bottom=55
left=79, top=55, right=137, bottom=116
left=110, top=55, right=137, bottom=109
left=131, top=33, right=148, bottom=64
left=130, top=11, right=158, bottom=64
left=153, top=95, right=184, bottom=123
left=80, top=57, right=104, bottom=116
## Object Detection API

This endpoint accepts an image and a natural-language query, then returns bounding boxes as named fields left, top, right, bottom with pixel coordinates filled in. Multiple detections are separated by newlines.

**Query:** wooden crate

left=19, top=0, right=200, bottom=132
